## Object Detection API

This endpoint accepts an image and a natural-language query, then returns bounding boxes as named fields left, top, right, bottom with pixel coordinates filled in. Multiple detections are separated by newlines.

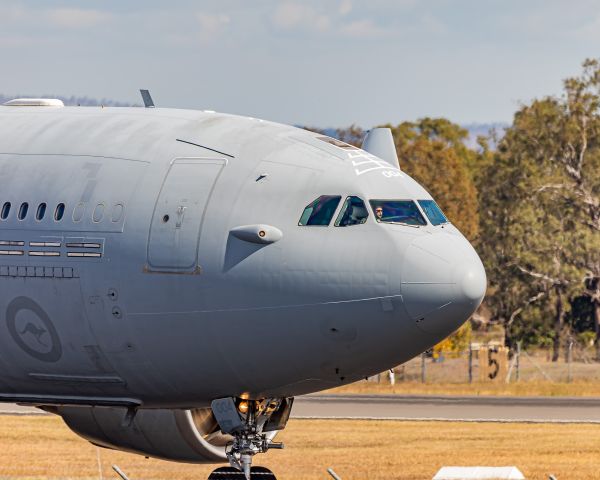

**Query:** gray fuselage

left=0, top=106, right=486, bottom=408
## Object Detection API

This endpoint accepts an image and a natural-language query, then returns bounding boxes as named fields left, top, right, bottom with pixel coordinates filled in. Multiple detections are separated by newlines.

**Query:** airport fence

left=369, top=340, right=600, bottom=385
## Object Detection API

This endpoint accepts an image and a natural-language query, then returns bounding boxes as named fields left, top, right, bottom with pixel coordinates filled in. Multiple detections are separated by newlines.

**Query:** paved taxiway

left=293, top=394, right=600, bottom=423
left=2, top=394, right=600, bottom=423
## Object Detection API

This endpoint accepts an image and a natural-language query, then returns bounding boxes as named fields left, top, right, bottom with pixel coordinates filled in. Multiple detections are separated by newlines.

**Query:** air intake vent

left=3, top=98, right=65, bottom=107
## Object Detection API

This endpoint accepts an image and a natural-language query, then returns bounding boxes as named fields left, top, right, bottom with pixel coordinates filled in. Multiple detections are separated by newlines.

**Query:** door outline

left=146, top=157, right=226, bottom=272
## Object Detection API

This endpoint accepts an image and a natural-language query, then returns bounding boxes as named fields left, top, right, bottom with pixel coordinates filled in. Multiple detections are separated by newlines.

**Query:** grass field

left=327, top=379, right=600, bottom=397
left=1, top=415, right=599, bottom=479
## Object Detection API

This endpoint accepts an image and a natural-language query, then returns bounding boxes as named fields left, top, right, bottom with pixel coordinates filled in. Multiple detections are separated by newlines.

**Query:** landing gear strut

left=208, top=397, right=293, bottom=480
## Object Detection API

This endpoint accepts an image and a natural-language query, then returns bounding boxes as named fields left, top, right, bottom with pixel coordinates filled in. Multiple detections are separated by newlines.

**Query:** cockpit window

left=370, top=200, right=427, bottom=226
left=418, top=199, right=448, bottom=225
left=335, top=196, right=369, bottom=227
left=298, top=195, right=341, bottom=226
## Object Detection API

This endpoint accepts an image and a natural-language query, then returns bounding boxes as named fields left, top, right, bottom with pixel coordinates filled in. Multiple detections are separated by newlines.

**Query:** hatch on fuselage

left=147, top=158, right=225, bottom=272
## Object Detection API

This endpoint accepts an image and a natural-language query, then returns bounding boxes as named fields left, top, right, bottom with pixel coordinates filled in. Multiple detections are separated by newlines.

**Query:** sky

left=1, top=0, right=599, bottom=127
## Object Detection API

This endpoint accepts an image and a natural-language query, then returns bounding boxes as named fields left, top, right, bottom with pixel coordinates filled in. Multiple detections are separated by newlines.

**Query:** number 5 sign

left=479, top=345, right=508, bottom=381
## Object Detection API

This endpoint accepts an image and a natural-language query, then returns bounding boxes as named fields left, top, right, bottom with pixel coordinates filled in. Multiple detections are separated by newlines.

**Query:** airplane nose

left=401, top=233, right=486, bottom=336
left=455, top=259, right=487, bottom=303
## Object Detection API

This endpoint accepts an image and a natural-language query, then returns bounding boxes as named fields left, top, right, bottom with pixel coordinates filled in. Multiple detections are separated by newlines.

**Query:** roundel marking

left=6, top=297, right=62, bottom=362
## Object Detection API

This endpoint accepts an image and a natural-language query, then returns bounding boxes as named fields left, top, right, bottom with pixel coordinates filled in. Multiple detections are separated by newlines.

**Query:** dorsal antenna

left=140, top=89, right=155, bottom=108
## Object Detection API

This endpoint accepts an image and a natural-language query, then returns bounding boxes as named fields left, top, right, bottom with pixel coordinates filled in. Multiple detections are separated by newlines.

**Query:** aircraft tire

left=207, top=466, right=277, bottom=479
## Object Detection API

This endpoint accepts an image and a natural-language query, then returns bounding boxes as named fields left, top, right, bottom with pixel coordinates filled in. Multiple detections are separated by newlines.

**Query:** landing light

left=237, top=400, right=249, bottom=414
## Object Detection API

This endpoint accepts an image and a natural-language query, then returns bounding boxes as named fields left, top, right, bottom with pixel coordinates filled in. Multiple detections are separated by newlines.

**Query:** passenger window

left=298, top=195, right=341, bottom=226
left=72, top=202, right=85, bottom=222
left=18, top=202, right=29, bottom=220
left=93, top=203, right=105, bottom=223
left=1, top=202, right=10, bottom=220
left=111, top=203, right=124, bottom=223
left=54, top=203, right=65, bottom=221
left=418, top=199, right=448, bottom=225
left=335, top=196, right=369, bottom=227
left=36, top=203, right=47, bottom=221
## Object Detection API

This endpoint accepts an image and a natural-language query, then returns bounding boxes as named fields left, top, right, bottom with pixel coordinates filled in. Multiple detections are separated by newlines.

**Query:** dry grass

left=0, top=415, right=599, bottom=479
left=327, top=379, right=600, bottom=397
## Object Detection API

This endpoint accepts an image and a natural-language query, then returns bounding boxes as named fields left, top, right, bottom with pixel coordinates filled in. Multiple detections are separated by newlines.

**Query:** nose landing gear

left=208, top=397, right=293, bottom=480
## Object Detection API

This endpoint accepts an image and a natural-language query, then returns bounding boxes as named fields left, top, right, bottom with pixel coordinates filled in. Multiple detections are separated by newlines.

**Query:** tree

left=478, top=59, right=600, bottom=359
left=557, top=60, right=600, bottom=359
left=332, top=124, right=365, bottom=147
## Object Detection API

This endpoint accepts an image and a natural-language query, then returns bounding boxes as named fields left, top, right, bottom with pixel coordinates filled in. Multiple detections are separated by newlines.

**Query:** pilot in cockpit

left=375, top=206, right=383, bottom=222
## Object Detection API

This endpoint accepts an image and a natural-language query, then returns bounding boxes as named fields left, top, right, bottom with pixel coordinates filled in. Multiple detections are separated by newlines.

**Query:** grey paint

left=0, top=103, right=486, bottom=464
left=148, top=158, right=224, bottom=270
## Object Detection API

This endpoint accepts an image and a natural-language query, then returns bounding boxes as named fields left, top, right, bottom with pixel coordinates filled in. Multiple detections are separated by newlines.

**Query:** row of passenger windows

left=1, top=202, right=65, bottom=222
left=0, top=201, right=124, bottom=224
left=298, top=196, right=447, bottom=227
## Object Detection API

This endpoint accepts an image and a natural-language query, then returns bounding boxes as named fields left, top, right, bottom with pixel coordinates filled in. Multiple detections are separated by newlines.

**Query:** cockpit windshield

left=418, top=199, right=448, bottom=225
left=370, top=200, right=427, bottom=226
left=298, top=195, right=341, bottom=226
left=335, top=196, right=369, bottom=226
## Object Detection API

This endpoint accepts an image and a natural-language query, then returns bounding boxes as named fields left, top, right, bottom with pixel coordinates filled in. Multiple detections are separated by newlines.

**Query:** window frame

left=18, top=202, right=29, bottom=221
left=36, top=203, right=47, bottom=221
left=54, top=203, right=66, bottom=222
left=369, top=199, right=428, bottom=227
left=417, top=199, right=449, bottom=226
left=298, top=195, right=342, bottom=227
left=0, top=202, right=11, bottom=220
left=334, top=195, right=369, bottom=227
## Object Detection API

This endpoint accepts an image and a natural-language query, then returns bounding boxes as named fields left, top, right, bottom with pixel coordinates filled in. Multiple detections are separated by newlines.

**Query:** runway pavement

left=2, top=394, right=600, bottom=423
left=291, top=394, right=600, bottom=423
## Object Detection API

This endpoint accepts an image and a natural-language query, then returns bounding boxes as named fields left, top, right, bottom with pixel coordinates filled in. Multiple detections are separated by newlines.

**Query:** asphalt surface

left=292, top=394, right=600, bottom=423
left=3, top=394, right=600, bottom=424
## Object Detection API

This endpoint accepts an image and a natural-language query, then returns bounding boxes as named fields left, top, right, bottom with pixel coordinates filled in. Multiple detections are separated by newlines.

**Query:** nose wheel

left=210, top=397, right=293, bottom=480
left=208, top=466, right=277, bottom=479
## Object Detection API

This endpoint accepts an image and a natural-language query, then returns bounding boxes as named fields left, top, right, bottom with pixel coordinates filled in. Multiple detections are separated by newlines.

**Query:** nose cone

left=401, top=233, right=486, bottom=336
left=456, top=260, right=487, bottom=303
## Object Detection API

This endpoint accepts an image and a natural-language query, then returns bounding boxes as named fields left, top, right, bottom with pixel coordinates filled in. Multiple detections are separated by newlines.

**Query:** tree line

left=307, top=59, right=600, bottom=361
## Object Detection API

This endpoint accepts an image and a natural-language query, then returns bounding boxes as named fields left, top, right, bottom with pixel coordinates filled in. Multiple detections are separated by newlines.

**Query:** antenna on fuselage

left=362, top=128, right=400, bottom=169
left=139, top=89, right=155, bottom=108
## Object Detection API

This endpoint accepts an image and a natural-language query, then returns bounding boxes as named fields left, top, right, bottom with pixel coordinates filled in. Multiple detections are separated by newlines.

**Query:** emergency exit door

left=147, top=158, right=224, bottom=270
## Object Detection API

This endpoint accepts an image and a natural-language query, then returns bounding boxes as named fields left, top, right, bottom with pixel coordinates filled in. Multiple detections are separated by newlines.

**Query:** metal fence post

left=567, top=340, right=573, bottom=383
left=421, top=352, right=426, bottom=383
left=468, top=343, right=473, bottom=384
left=516, top=341, right=521, bottom=382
